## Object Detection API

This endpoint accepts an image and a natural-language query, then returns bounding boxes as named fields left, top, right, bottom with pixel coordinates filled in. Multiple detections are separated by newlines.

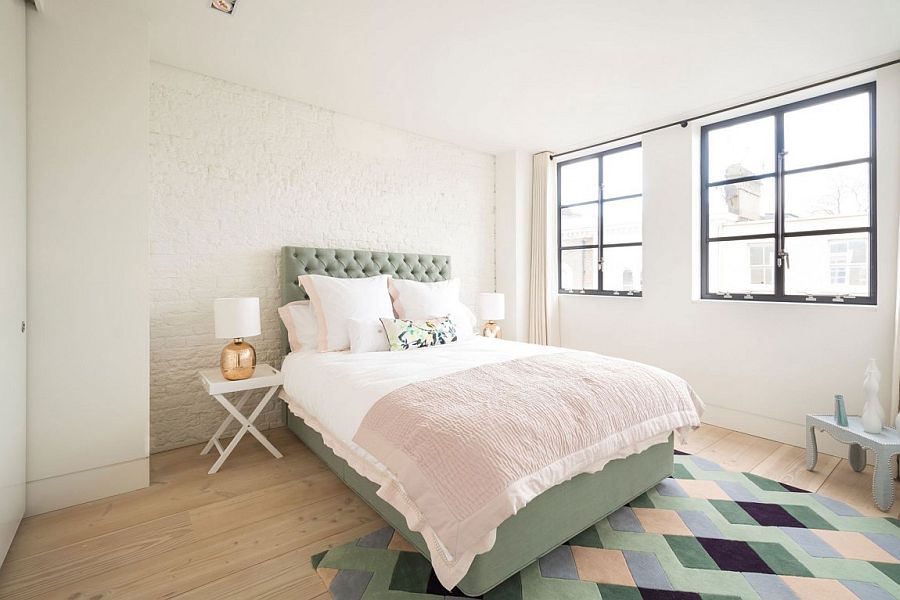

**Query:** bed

left=277, top=246, right=694, bottom=596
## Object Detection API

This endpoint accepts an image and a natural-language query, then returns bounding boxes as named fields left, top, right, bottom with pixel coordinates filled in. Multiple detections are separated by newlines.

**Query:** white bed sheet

left=281, top=337, right=565, bottom=473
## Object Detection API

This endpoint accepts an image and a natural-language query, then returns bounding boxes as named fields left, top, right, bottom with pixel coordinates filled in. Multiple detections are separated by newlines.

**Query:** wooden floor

left=0, top=423, right=896, bottom=599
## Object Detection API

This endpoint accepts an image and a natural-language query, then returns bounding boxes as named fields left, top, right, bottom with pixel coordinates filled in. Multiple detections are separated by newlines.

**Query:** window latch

left=777, top=249, right=790, bottom=269
left=598, top=257, right=604, bottom=271
left=777, top=149, right=789, bottom=170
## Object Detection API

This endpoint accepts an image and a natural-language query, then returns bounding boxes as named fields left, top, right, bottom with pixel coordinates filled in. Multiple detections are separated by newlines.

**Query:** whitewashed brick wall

left=149, top=63, right=495, bottom=453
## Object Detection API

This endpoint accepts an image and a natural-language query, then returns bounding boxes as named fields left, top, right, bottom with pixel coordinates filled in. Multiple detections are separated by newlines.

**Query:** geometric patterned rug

left=312, top=452, right=900, bottom=599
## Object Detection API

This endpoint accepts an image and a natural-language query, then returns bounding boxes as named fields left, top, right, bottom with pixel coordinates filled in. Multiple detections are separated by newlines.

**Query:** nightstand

left=198, top=363, right=284, bottom=474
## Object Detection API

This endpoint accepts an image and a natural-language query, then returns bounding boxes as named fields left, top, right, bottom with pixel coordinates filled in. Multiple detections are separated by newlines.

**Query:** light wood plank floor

left=0, top=424, right=895, bottom=599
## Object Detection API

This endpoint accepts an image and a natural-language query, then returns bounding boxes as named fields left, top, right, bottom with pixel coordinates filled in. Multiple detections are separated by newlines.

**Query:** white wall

left=149, top=63, right=496, bottom=452
left=495, top=151, right=532, bottom=341
left=559, top=66, right=900, bottom=455
left=0, top=0, right=27, bottom=556
left=26, top=0, right=150, bottom=515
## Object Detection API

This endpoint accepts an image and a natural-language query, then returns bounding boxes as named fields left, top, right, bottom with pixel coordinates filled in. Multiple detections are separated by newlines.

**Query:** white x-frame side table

left=198, top=364, right=284, bottom=474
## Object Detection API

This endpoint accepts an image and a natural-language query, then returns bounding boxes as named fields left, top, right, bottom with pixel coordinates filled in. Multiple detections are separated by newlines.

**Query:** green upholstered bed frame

left=279, top=246, right=673, bottom=596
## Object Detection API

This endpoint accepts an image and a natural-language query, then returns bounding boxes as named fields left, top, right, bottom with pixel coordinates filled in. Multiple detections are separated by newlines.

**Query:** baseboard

left=25, top=457, right=149, bottom=516
left=0, top=517, right=21, bottom=564
left=702, top=403, right=870, bottom=465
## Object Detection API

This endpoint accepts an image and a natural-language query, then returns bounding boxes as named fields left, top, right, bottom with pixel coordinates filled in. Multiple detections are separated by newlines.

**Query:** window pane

left=707, top=116, right=775, bottom=183
left=602, top=246, right=642, bottom=292
left=561, top=203, right=598, bottom=247
left=560, top=158, right=598, bottom=206
left=561, top=248, right=598, bottom=291
left=602, top=197, right=642, bottom=244
left=784, top=233, right=870, bottom=297
left=602, top=147, right=642, bottom=198
left=784, top=163, right=870, bottom=233
left=707, top=239, right=775, bottom=295
left=707, top=177, right=775, bottom=238
left=784, top=92, right=870, bottom=170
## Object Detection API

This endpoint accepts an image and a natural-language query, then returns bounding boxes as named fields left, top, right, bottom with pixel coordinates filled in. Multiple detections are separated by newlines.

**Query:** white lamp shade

left=477, top=292, right=505, bottom=321
left=214, top=297, right=261, bottom=339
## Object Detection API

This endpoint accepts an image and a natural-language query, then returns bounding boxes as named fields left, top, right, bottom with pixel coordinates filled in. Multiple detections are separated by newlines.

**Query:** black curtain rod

left=550, top=57, right=900, bottom=161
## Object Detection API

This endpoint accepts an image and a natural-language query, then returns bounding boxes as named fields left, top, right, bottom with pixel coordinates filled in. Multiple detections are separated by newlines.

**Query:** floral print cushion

left=379, top=316, right=458, bottom=351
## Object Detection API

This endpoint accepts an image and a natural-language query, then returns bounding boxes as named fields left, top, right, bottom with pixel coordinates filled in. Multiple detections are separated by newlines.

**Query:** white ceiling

left=147, top=1, right=900, bottom=154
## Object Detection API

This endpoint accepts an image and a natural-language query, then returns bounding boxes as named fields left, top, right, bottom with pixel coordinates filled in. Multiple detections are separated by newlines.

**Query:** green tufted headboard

left=280, top=247, right=451, bottom=354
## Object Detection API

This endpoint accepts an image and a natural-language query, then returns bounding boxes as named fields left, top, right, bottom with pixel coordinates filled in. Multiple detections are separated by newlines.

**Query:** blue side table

left=806, top=414, right=900, bottom=512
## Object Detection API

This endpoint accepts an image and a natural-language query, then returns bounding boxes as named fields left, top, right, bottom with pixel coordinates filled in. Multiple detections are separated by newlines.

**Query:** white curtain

left=892, top=216, right=900, bottom=426
left=528, top=152, right=559, bottom=345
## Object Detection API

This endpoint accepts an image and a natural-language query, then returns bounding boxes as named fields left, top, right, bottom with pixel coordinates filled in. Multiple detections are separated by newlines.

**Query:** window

left=829, top=238, right=868, bottom=290
left=701, top=83, right=876, bottom=304
left=749, top=243, right=774, bottom=288
left=558, top=143, right=642, bottom=296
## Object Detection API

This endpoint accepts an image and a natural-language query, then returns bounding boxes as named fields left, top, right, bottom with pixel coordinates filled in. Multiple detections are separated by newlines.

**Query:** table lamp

left=478, top=292, right=505, bottom=339
left=214, top=297, right=261, bottom=380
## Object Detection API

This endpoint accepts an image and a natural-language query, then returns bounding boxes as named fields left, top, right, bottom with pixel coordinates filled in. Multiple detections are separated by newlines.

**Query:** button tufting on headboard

left=280, top=247, right=451, bottom=354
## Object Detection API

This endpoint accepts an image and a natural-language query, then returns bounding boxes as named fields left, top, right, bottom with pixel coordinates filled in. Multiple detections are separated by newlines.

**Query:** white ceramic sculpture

left=861, top=358, right=883, bottom=434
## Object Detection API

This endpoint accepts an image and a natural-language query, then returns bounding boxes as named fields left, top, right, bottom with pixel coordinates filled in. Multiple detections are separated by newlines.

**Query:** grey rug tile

left=743, top=572, right=798, bottom=600
left=813, top=493, right=862, bottom=517
left=608, top=506, right=644, bottom=533
left=357, top=526, right=394, bottom=549
left=656, top=478, right=687, bottom=497
left=779, top=527, right=841, bottom=558
left=866, top=532, right=900, bottom=561
left=330, top=569, right=374, bottom=600
left=623, top=550, right=671, bottom=590
left=842, top=579, right=897, bottom=600
left=679, top=509, right=725, bottom=539
left=538, top=544, right=578, bottom=580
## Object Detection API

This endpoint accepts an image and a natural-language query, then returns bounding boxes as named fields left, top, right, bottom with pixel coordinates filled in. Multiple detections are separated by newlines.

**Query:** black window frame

left=557, top=142, right=643, bottom=297
left=700, top=82, right=877, bottom=305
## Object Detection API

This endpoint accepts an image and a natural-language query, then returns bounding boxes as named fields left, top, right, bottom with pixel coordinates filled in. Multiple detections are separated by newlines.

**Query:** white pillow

left=389, top=278, right=460, bottom=319
left=277, top=301, right=318, bottom=353
left=389, top=278, right=476, bottom=340
left=299, top=274, right=394, bottom=352
left=347, top=318, right=391, bottom=353
left=452, top=302, right=477, bottom=340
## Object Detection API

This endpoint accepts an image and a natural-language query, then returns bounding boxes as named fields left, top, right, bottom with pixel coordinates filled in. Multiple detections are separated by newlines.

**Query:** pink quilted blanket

left=353, top=351, right=704, bottom=589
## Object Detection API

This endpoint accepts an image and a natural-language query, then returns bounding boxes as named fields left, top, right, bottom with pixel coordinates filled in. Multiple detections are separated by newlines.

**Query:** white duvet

left=282, top=337, right=566, bottom=469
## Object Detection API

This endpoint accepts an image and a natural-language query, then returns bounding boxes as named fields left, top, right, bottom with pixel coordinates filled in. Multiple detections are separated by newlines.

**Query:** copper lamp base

left=481, top=320, right=502, bottom=339
left=220, top=338, right=257, bottom=380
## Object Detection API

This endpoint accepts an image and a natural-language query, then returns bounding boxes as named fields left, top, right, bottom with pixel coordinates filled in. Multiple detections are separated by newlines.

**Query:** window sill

left=692, top=297, right=877, bottom=308
left=558, top=291, right=643, bottom=299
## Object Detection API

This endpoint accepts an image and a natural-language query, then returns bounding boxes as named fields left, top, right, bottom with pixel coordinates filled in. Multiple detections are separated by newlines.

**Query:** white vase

left=861, top=358, right=883, bottom=434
